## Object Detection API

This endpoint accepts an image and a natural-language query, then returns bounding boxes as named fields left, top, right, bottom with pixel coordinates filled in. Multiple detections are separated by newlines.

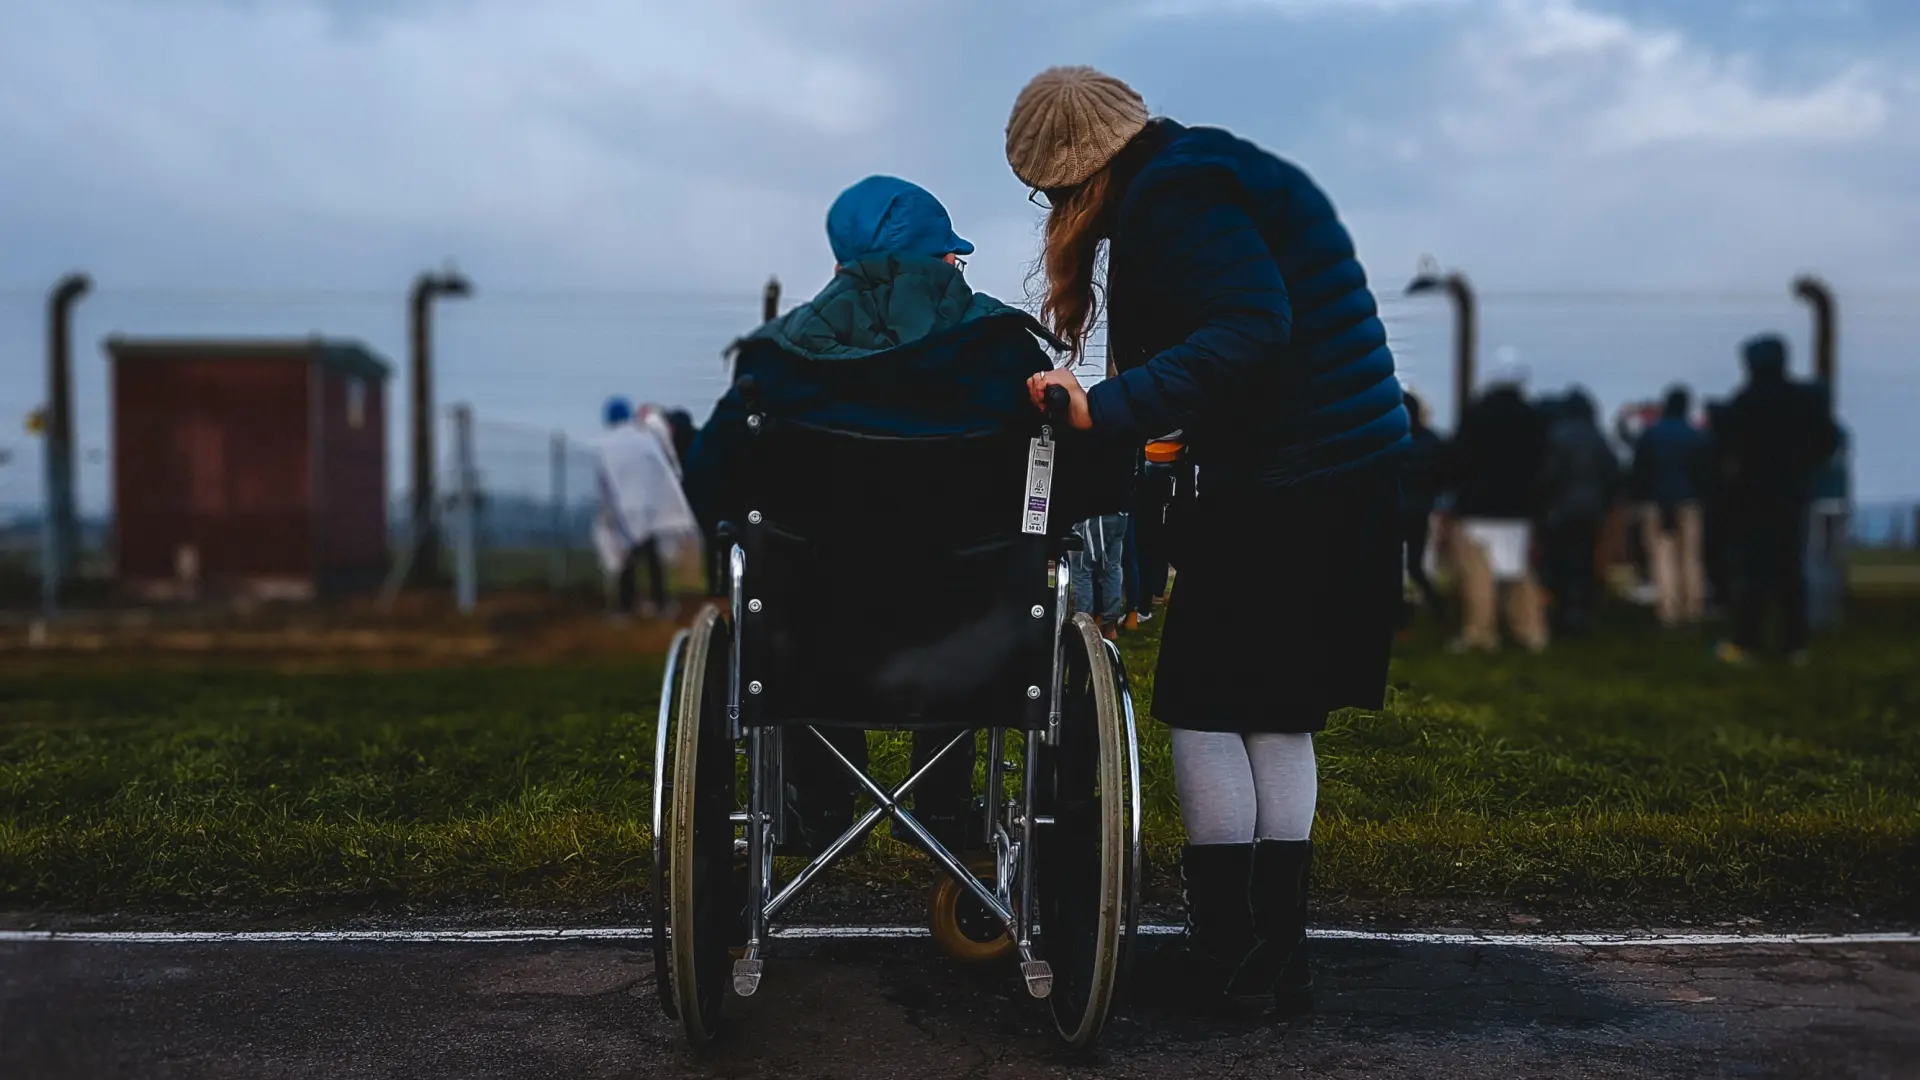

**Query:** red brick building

left=107, top=337, right=392, bottom=600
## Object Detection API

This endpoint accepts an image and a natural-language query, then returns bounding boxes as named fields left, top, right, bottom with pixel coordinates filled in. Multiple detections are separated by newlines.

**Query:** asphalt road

left=3, top=935, right=1916, bottom=1079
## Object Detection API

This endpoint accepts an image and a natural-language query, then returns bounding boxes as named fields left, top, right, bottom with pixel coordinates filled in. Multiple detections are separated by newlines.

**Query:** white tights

left=1170, top=729, right=1317, bottom=845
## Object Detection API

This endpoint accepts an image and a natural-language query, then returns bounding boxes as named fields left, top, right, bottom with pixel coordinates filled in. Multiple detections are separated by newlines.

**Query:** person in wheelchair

left=683, top=175, right=1114, bottom=860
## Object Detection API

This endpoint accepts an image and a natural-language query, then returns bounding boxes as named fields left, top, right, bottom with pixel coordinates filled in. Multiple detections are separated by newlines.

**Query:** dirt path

left=3, top=935, right=1914, bottom=1079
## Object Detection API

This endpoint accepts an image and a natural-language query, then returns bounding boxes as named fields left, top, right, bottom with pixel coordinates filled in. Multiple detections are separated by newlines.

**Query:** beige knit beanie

left=1005, top=66, right=1150, bottom=192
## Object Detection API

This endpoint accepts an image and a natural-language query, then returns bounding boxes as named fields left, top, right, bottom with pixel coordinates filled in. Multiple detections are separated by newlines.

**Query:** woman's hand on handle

left=1026, top=368, right=1094, bottom=431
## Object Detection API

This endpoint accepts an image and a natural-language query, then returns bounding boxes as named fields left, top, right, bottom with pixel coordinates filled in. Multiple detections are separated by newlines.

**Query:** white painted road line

left=0, top=926, right=1913, bottom=948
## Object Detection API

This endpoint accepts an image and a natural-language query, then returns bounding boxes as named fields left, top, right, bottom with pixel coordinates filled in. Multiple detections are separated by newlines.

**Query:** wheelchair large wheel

left=649, top=627, right=693, bottom=1020
left=1031, top=612, right=1139, bottom=1049
left=666, top=605, right=741, bottom=1047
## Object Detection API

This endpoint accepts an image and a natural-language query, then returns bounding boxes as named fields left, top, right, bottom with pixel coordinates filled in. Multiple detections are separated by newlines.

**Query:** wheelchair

left=651, top=388, right=1144, bottom=1049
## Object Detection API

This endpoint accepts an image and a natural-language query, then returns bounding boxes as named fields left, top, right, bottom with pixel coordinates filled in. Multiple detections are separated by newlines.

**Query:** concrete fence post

left=44, top=272, right=91, bottom=616
left=550, top=431, right=568, bottom=592
left=451, top=404, right=478, bottom=614
left=1404, top=257, right=1476, bottom=429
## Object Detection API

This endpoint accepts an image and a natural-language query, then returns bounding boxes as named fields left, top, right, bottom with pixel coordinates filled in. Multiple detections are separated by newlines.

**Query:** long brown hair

left=1033, top=122, right=1166, bottom=361
left=1035, top=166, right=1120, bottom=360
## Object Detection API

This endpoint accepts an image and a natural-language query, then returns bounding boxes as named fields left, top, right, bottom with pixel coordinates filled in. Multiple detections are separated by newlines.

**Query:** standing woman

left=1009, top=67, right=1408, bottom=1013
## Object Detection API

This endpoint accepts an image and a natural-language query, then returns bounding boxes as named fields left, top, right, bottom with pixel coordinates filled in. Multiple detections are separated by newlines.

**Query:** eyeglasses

left=1028, top=188, right=1052, bottom=209
left=951, top=255, right=968, bottom=272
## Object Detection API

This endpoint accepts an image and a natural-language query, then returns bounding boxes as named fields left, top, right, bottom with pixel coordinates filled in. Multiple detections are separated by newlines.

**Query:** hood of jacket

left=738, top=254, right=1060, bottom=362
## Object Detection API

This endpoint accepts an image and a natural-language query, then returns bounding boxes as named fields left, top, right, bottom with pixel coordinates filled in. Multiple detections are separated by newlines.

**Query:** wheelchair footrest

left=732, top=958, right=764, bottom=998
left=1020, top=960, right=1053, bottom=999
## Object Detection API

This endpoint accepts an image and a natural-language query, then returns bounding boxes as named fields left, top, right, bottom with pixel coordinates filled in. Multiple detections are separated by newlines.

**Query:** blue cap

left=825, top=176, right=973, bottom=265
left=605, top=396, right=633, bottom=426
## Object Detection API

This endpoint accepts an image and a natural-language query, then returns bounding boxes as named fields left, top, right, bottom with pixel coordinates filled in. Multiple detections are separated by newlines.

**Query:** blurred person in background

left=1397, top=389, right=1447, bottom=630
left=595, top=397, right=696, bottom=619
left=1121, top=511, right=1145, bottom=630
left=664, top=407, right=697, bottom=467
left=1447, top=362, right=1549, bottom=652
left=1702, top=399, right=1738, bottom=611
left=1069, top=366, right=1132, bottom=640
left=1716, top=335, right=1839, bottom=665
left=1010, top=66, right=1409, bottom=1016
left=660, top=406, right=710, bottom=590
left=1070, top=510, right=1128, bottom=640
left=1613, top=399, right=1664, bottom=604
left=1537, top=387, right=1619, bottom=637
left=1630, top=386, right=1711, bottom=628
left=1805, top=417, right=1852, bottom=631
left=635, top=402, right=682, bottom=468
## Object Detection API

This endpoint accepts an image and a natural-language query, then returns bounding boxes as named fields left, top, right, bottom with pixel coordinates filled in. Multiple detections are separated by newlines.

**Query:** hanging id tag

left=1022, top=437, right=1055, bottom=535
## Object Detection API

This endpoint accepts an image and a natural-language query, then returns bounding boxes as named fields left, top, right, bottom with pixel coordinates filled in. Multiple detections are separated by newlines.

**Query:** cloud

left=0, top=0, right=889, bottom=286
left=4, top=0, right=1904, bottom=297
left=1447, top=0, right=1890, bottom=153
left=1269, top=0, right=1920, bottom=299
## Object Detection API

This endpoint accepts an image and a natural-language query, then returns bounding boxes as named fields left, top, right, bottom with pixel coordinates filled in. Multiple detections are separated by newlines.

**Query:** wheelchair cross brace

left=733, top=723, right=1054, bottom=1000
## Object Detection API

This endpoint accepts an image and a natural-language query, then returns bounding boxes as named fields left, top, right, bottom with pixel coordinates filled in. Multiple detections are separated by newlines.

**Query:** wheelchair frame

left=651, top=429, right=1144, bottom=1050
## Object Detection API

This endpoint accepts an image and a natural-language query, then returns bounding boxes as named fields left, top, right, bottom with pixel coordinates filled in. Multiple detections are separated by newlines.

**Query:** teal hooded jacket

left=683, top=256, right=1093, bottom=532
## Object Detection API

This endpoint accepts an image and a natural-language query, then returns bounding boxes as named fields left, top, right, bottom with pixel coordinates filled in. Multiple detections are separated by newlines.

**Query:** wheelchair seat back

left=738, top=418, right=1055, bottom=731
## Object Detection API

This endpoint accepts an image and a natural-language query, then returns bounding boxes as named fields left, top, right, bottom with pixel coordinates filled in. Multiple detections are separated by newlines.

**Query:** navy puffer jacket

left=1092, top=122, right=1408, bottom=490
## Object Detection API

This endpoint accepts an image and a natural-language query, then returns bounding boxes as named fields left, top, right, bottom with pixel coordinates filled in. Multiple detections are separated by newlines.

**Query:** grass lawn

left=2, top=602, right=1916, bottom=924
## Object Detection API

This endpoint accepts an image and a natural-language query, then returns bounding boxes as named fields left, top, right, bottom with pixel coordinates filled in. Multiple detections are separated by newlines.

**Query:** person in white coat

left=595, top=397, right=698, bottom=617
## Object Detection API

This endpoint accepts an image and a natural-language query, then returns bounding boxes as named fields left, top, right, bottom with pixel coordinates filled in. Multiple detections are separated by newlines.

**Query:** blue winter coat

left=1721, top=370, right=1839, bottom=504
left=1451, top=387, right=1548, bottom=519
left=684, top=255, right=1122, bottom=535
left=1631, top=416, right=1710, bottom=507
left=1092, top=121, right=1408, bottom=491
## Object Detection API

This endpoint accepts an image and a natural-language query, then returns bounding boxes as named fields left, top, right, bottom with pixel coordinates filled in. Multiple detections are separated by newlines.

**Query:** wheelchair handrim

left=1039, top=613, right=1128, bottom=1049
left=667, top=606, right=729, bottom=1046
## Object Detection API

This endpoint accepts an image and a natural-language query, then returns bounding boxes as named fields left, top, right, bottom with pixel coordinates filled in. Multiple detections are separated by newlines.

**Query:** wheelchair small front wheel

left=928, top=855, right=1014, bottom=965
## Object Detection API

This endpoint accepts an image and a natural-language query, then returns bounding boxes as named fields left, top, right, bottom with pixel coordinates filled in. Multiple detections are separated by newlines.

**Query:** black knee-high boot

left=1179, top=843, right=1262, bottom=1009
left=1243, top=838, right=1314, bottom=1014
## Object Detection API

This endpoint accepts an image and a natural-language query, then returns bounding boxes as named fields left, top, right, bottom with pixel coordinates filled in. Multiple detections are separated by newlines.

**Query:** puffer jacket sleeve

left=1087, top=174, right=1292, bottom=439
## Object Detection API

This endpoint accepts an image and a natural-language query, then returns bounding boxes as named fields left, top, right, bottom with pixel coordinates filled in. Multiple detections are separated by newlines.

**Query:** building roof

left=104, top=336, right=394, bottom=381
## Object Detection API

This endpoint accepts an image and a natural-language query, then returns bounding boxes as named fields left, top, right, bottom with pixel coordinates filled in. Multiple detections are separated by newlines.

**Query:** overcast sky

left=2, top=0, right=1917, bottom=512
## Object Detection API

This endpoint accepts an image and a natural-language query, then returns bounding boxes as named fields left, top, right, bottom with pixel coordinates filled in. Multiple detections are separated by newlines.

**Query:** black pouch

left=1159, top=456, right=1199, bottom=570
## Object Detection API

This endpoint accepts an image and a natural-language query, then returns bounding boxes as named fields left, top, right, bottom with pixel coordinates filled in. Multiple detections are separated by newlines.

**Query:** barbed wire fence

left=0, top=446, right=111, bottom=612
left=454, top=412, right=601, bottom=594
left=382, top=409, right=606, bottom=611
left=1, top=281, right=1916, bottom=615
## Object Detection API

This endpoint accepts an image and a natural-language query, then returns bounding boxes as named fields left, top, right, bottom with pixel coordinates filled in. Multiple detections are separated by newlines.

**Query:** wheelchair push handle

left=1042, top=384, right=1072, bottom=429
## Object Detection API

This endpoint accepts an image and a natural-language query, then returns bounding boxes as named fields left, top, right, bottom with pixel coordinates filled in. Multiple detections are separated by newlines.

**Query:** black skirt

left=1151, top=460, right=1401, bottom=734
